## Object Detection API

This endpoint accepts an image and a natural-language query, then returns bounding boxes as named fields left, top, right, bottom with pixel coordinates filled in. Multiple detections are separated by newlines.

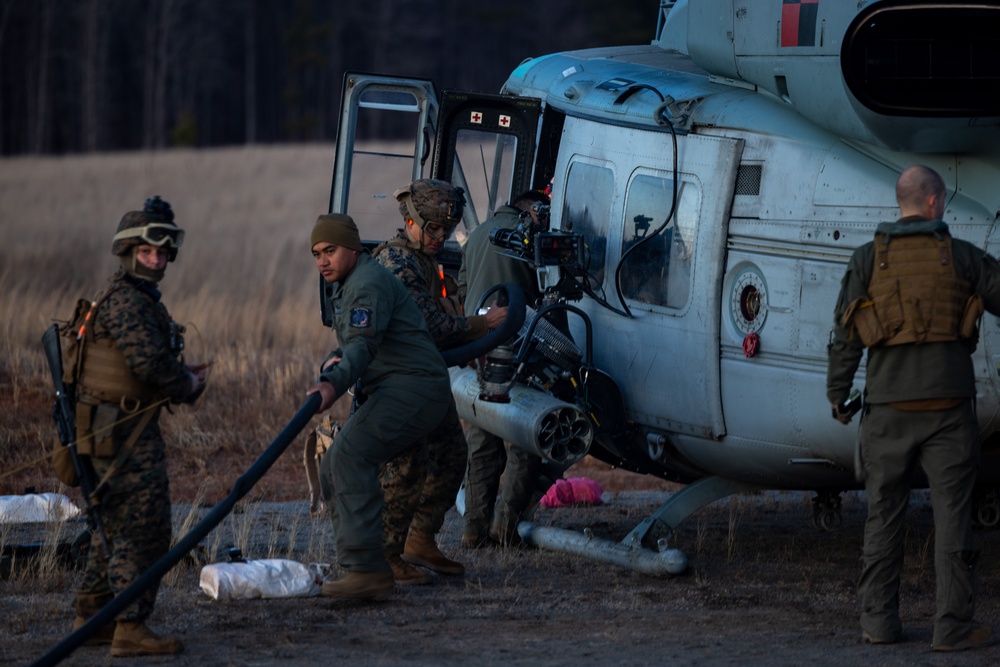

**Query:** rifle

left=41, top=324, right=111, bottom=558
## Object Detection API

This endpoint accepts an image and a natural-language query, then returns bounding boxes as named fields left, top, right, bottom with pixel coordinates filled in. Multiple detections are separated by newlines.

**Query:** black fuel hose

left=440, top=282, right=526, bottom=367
left=30, top=392, right=323, bottom=667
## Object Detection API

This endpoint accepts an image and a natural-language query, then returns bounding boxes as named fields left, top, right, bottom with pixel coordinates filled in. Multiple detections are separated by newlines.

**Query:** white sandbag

left=199, top=559, right=324, bottom=600
left=0, top=493, right=81, bottom=523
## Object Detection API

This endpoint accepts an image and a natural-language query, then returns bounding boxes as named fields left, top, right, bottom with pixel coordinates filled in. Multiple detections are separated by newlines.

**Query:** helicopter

left=325, top=0, right=1000, bottom=574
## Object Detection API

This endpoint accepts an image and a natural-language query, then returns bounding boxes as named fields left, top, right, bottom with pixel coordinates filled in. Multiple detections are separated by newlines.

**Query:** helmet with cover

left=111, top=196, right=184, bottom=262
left=394, top=179, right=465, bottom=238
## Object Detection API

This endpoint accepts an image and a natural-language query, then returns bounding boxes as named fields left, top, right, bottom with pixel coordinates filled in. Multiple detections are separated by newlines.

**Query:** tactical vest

left=373, top=235, right=464, bottom=315
left=843, top=232, right=981, bottom=347
left=61, top=288, right=158, bottom=405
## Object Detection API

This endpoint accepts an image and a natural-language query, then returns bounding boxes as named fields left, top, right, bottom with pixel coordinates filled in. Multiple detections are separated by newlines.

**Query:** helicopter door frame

left=323, top=72, right=439, bottom=327
left=328, top=71, right=439, bottom=217
left=324, top=75, right=548, bottom=326
left=431, top=90, right=545, bottom=232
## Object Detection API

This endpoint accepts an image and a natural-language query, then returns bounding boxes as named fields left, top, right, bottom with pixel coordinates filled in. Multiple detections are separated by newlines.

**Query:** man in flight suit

left=306, top=213, right=452, bottom=600
left=457, top=189, right=550, bottom=547
left=827, top=165, right=1000, bottom=651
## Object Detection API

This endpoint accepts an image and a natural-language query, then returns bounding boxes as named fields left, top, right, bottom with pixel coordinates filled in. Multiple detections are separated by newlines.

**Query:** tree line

left=0, top=0, right=655, bottom=155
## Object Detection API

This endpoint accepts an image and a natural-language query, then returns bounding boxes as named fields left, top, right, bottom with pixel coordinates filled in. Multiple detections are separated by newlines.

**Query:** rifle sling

left=90, top=405, right=158, bottom=504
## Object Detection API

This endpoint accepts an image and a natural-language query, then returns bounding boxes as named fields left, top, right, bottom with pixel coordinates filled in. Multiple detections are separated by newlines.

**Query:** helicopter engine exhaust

left=450, top=366, right=592, bottom=465
left=517, top=522, right=688, bottom=576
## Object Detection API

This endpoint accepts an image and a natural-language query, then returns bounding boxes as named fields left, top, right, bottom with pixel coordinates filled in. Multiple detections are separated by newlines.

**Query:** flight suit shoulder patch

left=350, top=306, right=372, bottom=329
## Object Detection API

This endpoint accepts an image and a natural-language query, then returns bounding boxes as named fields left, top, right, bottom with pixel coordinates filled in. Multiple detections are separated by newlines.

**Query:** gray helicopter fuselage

left=500, top=0, right=1000, bottom=491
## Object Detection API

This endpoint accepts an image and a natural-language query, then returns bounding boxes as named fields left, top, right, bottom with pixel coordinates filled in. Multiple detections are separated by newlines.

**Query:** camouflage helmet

left=394, top=179, right=465, bottom=231
left=111, top=196, right=184, bottom=262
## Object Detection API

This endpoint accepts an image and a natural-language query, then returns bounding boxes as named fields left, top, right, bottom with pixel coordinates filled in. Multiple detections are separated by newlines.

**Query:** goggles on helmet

left=421, top=220, right=456, bottom=241
left=402, top=200, right=457, bottom=242
left=112, top=223, right=185, bottom=249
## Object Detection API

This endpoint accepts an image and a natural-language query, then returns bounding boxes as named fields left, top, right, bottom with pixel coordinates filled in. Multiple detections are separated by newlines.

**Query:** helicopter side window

left=620, top=174, right=698, bottom=309
left=449, top=130, right=518, bottom=239
left=562, top=161, right=614, bottom=290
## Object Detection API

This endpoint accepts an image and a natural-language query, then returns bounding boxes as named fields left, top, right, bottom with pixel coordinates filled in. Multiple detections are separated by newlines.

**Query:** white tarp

left=0, top=493, right=81, bottom=523
left=199, top=559, right=326, bottom=600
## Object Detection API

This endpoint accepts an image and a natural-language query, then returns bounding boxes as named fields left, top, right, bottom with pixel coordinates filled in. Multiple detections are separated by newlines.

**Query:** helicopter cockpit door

left=328, top=72, right=440, bottom=242
left=430, top=91, right=545, bottom=236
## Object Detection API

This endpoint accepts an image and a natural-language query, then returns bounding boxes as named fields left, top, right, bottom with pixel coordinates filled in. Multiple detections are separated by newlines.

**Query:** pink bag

left=539, top=477, right=604, bottom=508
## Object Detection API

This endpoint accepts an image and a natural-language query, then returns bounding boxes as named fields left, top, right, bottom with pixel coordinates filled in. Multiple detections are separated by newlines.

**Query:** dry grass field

left=3, top=149, right=999, bottom=666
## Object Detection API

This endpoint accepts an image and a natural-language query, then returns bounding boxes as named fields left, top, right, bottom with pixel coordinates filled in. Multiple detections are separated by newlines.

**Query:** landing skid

left=519, top=475, right=769, bottom=576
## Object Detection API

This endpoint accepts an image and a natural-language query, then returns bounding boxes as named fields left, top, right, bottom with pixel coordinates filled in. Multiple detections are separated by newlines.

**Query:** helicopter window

left=620, top=174, right=698, bottom=309
left=340, top=93, right=433, bottom=243
left=450, top=130, right=518, bottom=239
left=562, top=161, right=614, bottom=290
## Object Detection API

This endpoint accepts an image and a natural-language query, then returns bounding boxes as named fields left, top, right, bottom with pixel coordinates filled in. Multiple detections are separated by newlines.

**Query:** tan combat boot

left=402, top=530, right=465, bottom=576
left=111, top=621, right=184, bottom=657
left=932, top=624, right=995, bottom=652
left=320, top=570, right=394, bottom=601
left=72, top=615, right=115, bottom=646
left=386, top=553, right=432, bottom=586
left=460, top=526, right=492, bottom=550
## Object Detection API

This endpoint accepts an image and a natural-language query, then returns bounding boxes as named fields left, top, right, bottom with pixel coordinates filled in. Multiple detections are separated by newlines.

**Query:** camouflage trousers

left=75, top=424, right=172, bottom=622
left=381, top=397, right=467, bottom=555
left=462, top=423, right=543, bottom=535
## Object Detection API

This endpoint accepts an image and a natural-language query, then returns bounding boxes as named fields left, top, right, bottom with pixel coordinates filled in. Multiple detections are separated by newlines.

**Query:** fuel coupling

left=478, top=345, right=516, bottom=403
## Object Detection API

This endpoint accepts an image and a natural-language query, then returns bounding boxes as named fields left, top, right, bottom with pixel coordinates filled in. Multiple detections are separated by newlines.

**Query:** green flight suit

left=318, top=252, right=451, bottom=573
left=458, top=206, right=545, bottom=539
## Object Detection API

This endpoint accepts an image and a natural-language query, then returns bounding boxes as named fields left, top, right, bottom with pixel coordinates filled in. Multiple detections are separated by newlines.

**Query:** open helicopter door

left=430, top=90, right=548, bottom=236
left=328, top=72, right=440, bottom=241
left=328, top=70, right=550, bottom=246
left=325, top=74, right=549, bottom=324
left=323, top=72, right=439, bottom=326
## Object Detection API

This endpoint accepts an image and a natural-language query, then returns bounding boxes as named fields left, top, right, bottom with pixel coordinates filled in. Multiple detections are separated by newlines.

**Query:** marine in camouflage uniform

left=827, top=166, right=1000, bottom=651
left=306, top=213, right=451, bottom=601
left=372, top=179, right=507, bottom=583
left=72, top=197, right=207, bottom=657
left=457, top=190, right=550, bottom=548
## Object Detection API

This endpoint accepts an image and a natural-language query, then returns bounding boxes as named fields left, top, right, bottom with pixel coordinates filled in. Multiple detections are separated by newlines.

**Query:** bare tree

left=245, top=0, right=257, bottom=144
left=0, top=0, right=13, bottom=154
left=142, top=0, right=157, bottom=148
left=152, top=0, right=175, bottom=147
left=80, top=0, right=106, bottom=151
left=30, top=0, right=54, bottom=153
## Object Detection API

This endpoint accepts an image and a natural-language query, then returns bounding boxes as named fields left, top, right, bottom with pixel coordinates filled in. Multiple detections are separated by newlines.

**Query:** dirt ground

left=4, top=483, right=1000, bottom=667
